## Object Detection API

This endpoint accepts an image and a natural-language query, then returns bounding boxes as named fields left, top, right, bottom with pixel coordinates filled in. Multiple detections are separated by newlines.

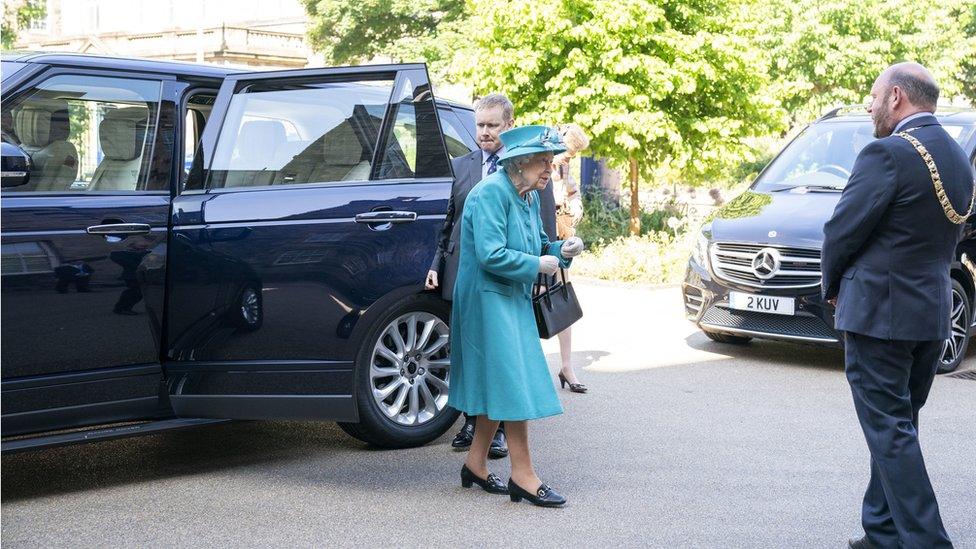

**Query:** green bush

left=572, top=188, right=706, bottom=284
left=575, top=188, right=688, bottom=247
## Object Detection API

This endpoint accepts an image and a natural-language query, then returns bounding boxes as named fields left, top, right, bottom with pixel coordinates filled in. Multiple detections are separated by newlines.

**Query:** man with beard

left=822, top=62, right=973, bottom=548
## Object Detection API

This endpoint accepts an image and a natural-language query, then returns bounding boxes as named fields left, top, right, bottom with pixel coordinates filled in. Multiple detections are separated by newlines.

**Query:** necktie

left=487, top=153, right=498, bottom=175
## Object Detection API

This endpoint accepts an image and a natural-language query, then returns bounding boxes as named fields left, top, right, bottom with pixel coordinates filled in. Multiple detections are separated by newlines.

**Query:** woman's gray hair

left=474, top=93, right=514, bottom=121
left=503, top=152, right=545, bottom=174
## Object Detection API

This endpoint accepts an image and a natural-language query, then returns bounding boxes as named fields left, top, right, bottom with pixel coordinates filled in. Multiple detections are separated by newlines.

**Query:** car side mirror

left=1, top=140, right=32, bottom=188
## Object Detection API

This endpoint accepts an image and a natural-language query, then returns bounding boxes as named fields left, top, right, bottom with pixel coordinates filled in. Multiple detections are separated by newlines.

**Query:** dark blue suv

left=683, top=107, right=976, bottom=373
left=0, top=53, right=479, bottom=451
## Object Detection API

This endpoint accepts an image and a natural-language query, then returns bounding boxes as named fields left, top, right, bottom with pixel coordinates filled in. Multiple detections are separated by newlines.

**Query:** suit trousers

left=844, top=332, right=952, bottom=548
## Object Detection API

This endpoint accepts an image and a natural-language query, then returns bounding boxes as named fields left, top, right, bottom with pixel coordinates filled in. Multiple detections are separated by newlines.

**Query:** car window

left=1, top=61, right=28, bottom=83
left=1, top=73, right=162, bottom=193
left=372, top=69, right=451, bottom=180
left=754, top=120, right=976, bottom=192
left=207, top=78, right=394, bottom=189
left=438, top=108, right=477, bottom=159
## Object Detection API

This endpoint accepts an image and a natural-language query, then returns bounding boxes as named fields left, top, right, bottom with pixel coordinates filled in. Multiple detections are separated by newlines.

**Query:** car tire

left=938, top=279, right=971, bottom=374
left=703, top=330, right=752, bottom=345
left=339, top=293, right=460, bottom=448
left=233, top=285, right=263, bottom=333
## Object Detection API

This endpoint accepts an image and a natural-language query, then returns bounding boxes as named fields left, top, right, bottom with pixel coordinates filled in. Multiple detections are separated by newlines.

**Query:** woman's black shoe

left=507, top=478, right=566, bottom=507
left=558, top=372, right=587, bottom=393
left=460, top=465, right=509, bottom=494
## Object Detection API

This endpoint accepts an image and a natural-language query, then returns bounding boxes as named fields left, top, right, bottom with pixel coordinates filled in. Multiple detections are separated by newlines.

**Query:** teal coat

left=447, top=170, right=571, bottom=421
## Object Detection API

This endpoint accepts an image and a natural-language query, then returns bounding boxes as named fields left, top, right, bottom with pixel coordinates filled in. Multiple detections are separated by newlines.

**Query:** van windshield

left=753, top=120, right=975, bottom=192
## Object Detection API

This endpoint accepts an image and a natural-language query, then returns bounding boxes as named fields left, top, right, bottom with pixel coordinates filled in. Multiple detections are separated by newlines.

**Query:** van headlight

left=692, top=230, right=710, bottom=267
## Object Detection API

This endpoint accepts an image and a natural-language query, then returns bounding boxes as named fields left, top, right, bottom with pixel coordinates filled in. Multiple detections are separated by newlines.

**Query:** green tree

left=745, top=0, right=974, bottom=122
left=957, top=1, right=976, bottom=105
left=301, top=0, right=465, bottom=68
left=1, top=0, right=45, bottom=50
left=461, top=0, right=786, bottom=232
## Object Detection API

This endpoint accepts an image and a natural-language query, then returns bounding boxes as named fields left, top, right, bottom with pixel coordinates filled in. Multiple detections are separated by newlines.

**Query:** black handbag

left=533, top=267, right=583, bottom=339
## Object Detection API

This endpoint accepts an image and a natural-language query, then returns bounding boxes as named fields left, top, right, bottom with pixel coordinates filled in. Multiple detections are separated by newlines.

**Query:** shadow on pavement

left=0, top=421, right=363, bottom=502
left=683, top=330, right=846, bottom=372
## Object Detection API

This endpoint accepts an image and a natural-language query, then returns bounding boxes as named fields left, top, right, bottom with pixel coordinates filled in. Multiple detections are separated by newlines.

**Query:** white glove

left=538, top=255, right=559, bottom=275
left=560, top=236, right=584, bottom=258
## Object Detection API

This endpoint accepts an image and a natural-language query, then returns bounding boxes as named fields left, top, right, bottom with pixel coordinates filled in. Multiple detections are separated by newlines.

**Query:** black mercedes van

left=683, top=107, right=976, bottom=373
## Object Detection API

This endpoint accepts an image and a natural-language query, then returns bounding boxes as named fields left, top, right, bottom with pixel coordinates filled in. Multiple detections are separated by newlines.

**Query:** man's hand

left=425, top=270, right=439, bottom=290
left=827, top=297, right=837, bottom=307
left=538, top=255, right=559, bottom=275
left=560, top=236, right=584, bottom=258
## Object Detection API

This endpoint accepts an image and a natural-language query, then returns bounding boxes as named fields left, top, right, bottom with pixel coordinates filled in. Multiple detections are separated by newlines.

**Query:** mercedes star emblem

left=751, top=248, right=781, bottom=280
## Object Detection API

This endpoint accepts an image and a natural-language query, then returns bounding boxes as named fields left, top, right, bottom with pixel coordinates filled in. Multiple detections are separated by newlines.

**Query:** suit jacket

left=430, top=149, right=482, bottom=300
left=821, top=114, right=974, bottom=341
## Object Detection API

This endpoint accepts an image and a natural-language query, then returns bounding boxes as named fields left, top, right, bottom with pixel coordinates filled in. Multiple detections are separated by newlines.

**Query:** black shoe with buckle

left=488, top=428, right=508, bottom=459
left=451, top=420, right=475, bottom=449
left=460, top=465, right=508, bottom=494
left=507, top=479, right=566, bottom=507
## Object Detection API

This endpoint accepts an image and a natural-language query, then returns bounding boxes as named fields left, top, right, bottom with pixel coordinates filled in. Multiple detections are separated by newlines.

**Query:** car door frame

left=163, top=63, right=450, bottom=422
left=0, top=65, right=179, bottom=435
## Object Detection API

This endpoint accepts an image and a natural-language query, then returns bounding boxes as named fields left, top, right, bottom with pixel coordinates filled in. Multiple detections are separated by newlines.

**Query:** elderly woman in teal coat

left=448, top=125, right=584, bottom=507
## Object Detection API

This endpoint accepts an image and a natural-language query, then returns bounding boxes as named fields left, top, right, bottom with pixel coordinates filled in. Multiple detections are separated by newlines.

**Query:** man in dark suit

left=427, top=93, right=515, bottom=458
left=822, top=62, right=973, bottom=549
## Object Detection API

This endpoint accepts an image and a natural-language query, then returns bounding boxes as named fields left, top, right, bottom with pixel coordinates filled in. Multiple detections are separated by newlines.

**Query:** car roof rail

left=816, top=105, right=865, bottom=122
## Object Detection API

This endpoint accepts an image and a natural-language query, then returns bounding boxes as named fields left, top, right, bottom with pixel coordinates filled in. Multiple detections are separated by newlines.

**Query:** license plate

left=729, top=292, right=795, bottom=316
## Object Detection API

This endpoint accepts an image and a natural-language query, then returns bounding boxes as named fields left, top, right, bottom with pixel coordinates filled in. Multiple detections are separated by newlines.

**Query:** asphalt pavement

left=2, top=280, right=974, bottom=548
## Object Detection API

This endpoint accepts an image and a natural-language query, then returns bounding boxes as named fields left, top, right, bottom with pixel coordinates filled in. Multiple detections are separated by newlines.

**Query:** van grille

left=700, top=305, right=838, bottom=342
left=710, top=242, right=822, bottom=289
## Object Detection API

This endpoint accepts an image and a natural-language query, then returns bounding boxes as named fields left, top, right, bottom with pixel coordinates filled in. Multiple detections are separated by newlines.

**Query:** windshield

left=753, top=120, right=976, bottom=192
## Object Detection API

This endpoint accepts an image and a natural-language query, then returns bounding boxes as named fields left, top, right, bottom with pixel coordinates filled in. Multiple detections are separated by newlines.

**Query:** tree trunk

left=629, top=157, right=640, bottom=236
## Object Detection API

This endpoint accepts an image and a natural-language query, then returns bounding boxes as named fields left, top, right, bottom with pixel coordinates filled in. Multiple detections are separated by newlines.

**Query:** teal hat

left=497, top=125, right=567, bottom=165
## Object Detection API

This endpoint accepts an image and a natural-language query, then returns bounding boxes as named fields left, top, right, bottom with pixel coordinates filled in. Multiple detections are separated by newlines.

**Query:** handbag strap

left=895, top=128, right=976, bottom=225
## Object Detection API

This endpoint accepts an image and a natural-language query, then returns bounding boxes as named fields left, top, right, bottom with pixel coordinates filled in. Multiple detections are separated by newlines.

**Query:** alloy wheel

left=941, top=287, right=968, bottom=367
left=369, top=312, right=451, bottom=426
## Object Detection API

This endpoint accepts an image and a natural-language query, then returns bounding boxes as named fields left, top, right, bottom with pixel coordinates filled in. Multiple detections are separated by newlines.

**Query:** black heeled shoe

left=558, top=372, right=588, bottom=393
left=507, top=478, right=566, bottom=507
left=460, top=465, right=508, bottom=494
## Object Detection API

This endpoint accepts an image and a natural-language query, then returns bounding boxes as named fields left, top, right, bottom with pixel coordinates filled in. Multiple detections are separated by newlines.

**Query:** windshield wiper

left=771, top=184, right=844, bottom=193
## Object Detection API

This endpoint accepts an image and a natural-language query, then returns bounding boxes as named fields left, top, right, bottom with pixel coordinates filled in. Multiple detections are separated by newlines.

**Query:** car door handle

left=86, top=223, right=152, bottom=236
left=354, top=211, right=418, bottom=224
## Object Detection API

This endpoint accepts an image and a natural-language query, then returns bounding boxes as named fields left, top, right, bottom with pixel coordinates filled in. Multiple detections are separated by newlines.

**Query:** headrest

left=322, top=121, right=365, bottom=167
left=99, top=108, right=149, bottom=161
left=234, top=120, right=286, bottom=169
left=14, top=100, right=71, bottom=148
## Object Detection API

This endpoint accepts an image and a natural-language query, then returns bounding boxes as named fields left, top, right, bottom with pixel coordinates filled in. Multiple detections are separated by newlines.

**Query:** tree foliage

left=300, top=0, right=464, bottom=67
left=744, top=0, right=975, bottom=122
left=1, top=0, right=45, bottom=50
left=459, top=0, right=786, bottom=184
left=301, top=0, right=976, bottom=185
left=958, top=1, right=976, bottom=105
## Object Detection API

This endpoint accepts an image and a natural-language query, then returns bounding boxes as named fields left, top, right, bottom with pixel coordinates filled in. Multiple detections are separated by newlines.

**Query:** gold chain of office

left=895, top=128, right=976, bottom=225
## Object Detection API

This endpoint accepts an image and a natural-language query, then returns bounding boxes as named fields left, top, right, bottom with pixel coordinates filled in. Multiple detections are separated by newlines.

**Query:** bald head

left=867, top=62, right=940, bottom=137
left=879, top=62, right=940, bottom=111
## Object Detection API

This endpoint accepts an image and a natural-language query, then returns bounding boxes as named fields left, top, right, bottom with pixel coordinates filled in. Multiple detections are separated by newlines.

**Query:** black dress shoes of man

left=848, top=537, right=877, bottom=549
left=488, top=429, right=508, bottom=459
left=507, top=479, right=566, bottom=507
left=460, top=465, right=508, bottom=494
left=451, top=420, right=475, bottom=449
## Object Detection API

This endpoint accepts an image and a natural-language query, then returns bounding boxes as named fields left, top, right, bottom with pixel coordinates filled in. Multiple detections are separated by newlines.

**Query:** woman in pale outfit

left=448, top=125, right=584, bottom=507
left=550, top=123, right=590, bottom=393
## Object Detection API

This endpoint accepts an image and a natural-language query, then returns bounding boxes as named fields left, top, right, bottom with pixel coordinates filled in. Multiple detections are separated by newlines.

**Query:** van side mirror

left=1, top=139, right=32, bottom=188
